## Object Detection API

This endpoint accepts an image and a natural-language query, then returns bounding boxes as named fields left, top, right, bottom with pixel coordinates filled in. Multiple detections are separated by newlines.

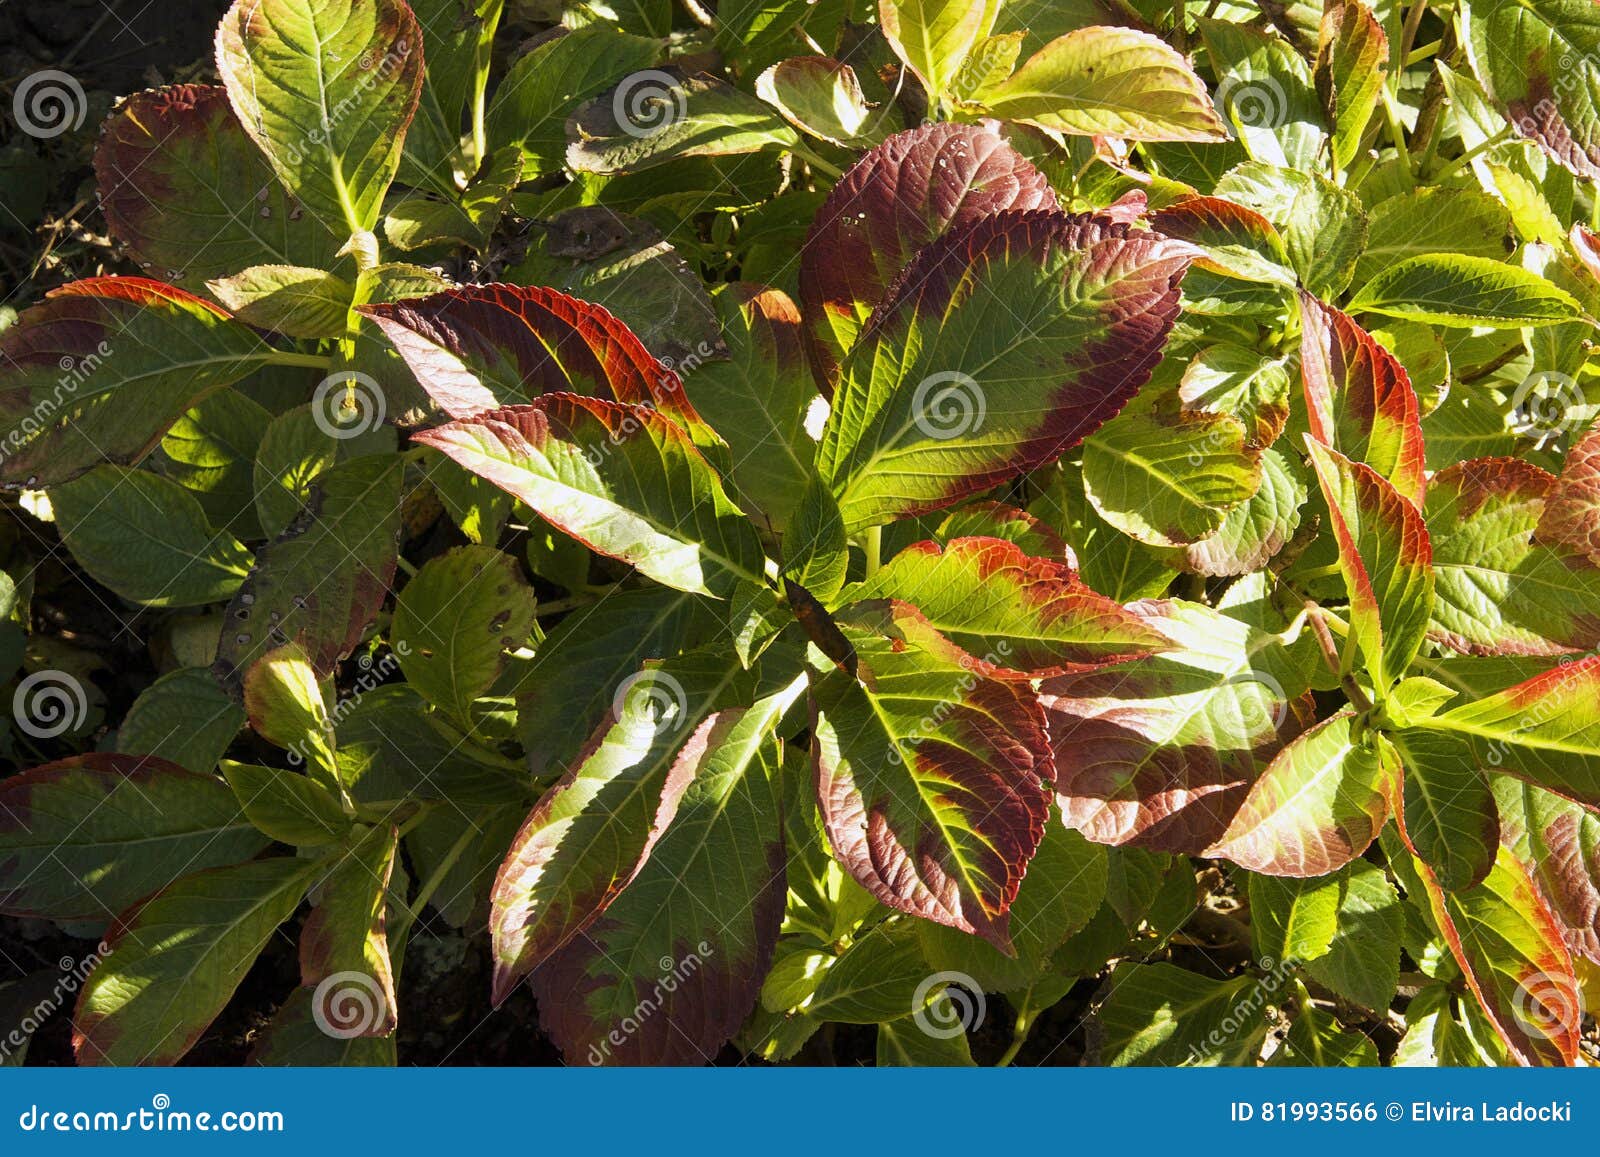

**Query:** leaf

left=116, top=667, right=245, bottom=774
left=1273, top=1002, right=1379, bottom=1066
left=799, top=123, right=1057, bottom=382
left=566, top=71, right=798, bottom=174
left=299, top=823, right=398, bottom=1038
left=1495, top=775, right=1600, bottom=964
left=1314, top=0, right=1388, bottom=170
left=1304, top=860, right=1402, bottom=1013
left=487, top=24, right=659, bottom=177
left=207, top=265, right=354, bottom=338
left=1348, top=254, right=1584, bottom=328
left=1093, top=962, right=1272, bottom=1065
left=1412, top=846, right=1580, bottom=1066
left=877, top=1014, right=977, bottom=1065
left=1350, top=187, right=1513, bottom=293
left=252, top=402, right=395, bottom=540
left=851, top=536, right=1168, bottom=676
left=157, top=388, right=273, bottom=540
left=0, top=277, right=274, bottom=487
left=1306, top=439, right=1434, bottom=689
left=1424, top=457, right=1600, bottom=655
left=684, top=284, right=817, bottom=530
left=250, top=985, right=394, bottom=1066
left=399, top=0, right=502, bottom=187
left=1176, top=343, right=1291, bottom=450
left=93, top=84, right=338, bottom=286
left=1427, top=654, right=1600, bottom=809
left=1195, top=17, right=1325, bottom=171
left=74, top=857, right=319, bottom=1065
left=0, top=754, right=270, bottom=921
left=1394, top=982, right=1510, bottom=1066
left=412, top=397, right=764, bottom=599
left=1248, top=871, right=1340, bottom=966
left=805, top=919, right=930, bottom=1023
left=1538, top=418, right=1600, bottom=564
left=1042, top=598, right=1312, bottom=853
left=1148, top=197, right=1296, bottom=292
left=221, top=761, right=351, bottom=846
left=242, top=641, right=336, bottom=781
left=1462, top=0, right=1600, bottom=180
left=1390, top=728, right=1499, bottom=892
left=359, top=284, right=707, bottom=434
left=756, top=56, right=887, bottom=147
left=488, top=650, right=752, bottom=1002
left=51, top=466, right=253, bottom=607
left=532, top=679, right=800, bottom=1064
left=215, top=0, right=424, bottom=234
left=811, top=612, right=1052, bottom=948
left=878, top=0, right=989, bottom=101
left=1212, top=162, right=1367, bottom=298
left=1299, top=294, right=1427, bottom=508
left=214, top=453, right=404, bottom=687
left=820, top=211, right=1197, bottom=532
left=1181, top=447, right=1307, bottom=577
left=335, top=685, right=531, bottom=805
left=1208, top=713, right=1395, bottom=877
left=1082, top=386, right=1262, bottom=548
left=976, top=27, right=1226, bottom=141
left=391, top=545, right=537, bottom=728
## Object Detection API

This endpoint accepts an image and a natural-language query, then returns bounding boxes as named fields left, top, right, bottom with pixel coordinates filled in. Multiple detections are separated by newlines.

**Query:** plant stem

left=390, top=814, right=479, bottom=944
left=995, top=987, right=1037, bottom=1067
left=790, top=143, right=843, bottom=180
left=863, top=525, right=882, bottom=578
left=266, top=350, right=333, bottom=370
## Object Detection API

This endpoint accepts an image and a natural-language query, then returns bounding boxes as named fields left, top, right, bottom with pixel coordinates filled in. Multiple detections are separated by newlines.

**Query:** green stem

left=790, top=142, right=843, bottom=180
left=390, top=813, right=478, bottom=944
left=1430, top=126, right=1512, bottom=184
left=266, top=350, right=334, bottom=370
left=863, top=525, right=882, bottom=578
left=995, top=987, right=1038, bottom=1067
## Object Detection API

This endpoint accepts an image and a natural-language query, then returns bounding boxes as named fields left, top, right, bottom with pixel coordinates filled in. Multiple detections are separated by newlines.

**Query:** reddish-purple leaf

left=798, top=122, right=1057, bottom=386
left=1537, top=419, right=1600, bottom=566
left=1497, top=776, right=1600, bottom=966
left=1299, top=294, right=1427, bottom=508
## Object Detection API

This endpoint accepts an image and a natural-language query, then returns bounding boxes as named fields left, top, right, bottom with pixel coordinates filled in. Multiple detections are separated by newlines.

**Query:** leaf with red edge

left=412, top=397, right=764, bottom=599
left=1305, top=438, right=1434, bottom=689
left=1537, top=418, right=1600, bottom=566
left=1425, top=457, right=1600, bottom=655
left=1496, top=774, right=1600, bottom=965
left=94, top=84, right=339, bottom=286
left=0, top=754, right=269, bottom=922
left=1041, top=598, right=1312, bottom=854
left=489, top=650, right=752, bottom=1003
left=1207, top=712, right=1396, bottom=877
left=1148, top=196, right=1296, bottom=288
left=819, top=210, right=1198, bottom=533
left=811, top=608, right=1052, bottom=949
left=1299, top=294, right=1427, bottom=508
left=850, top=536, right=1168, bottom=677
left=532, top=679, right=799, bottom=1064
left=0, top=277, right=273, bottom=487
left=798, top=123, right=1057, bottom=384
left=1315, top=0, right=1389, bottom=171
left=1410, top=845, right=1580, bottom=1066
left=299, top=823, right=399, bottom=1039
left=933, top=500, right=1074, bottom=564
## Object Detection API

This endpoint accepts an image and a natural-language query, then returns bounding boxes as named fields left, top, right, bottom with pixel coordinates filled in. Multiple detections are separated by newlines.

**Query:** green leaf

left=0, top=278, right=275, bottom=487
left=51, top=466, right=253, bottom=607
left=1350, top=187, right=1513, bottom=293
left=222, top=760, right=351, bottom=846
left=487, top=25, right=659, bottom=177
left=1273, top=1000, right=1379, bottom=1066
left=1393, top=982, right=1509, bottom=1066
left=488, top=649, right=753, bottom=1002
left=1082, top=386, right=1262, bottom=548
left=0, top=754, right=270, bottom=922
left=1176, top=341, right=1292, bottom=449
left=400, top=0, right=502, bottom=188
left=157, top=388, right=272, bottom=541
left=1094, top=962, right=1272, bottom=1065
left=756, top=56, right=888, bottom=147
left=1213, top=163, right=1368, bottom=298
left=811, top=612, right=1052, bottom=948
left=252, top=402, right=395, bottom=540
left=1181, top=446, right=1307, bottom=577
left=207, top=265, right=354, bottom=339
left=214, top=453, right=404, bottom=686
left=976, top=27, right=1226, bottom=141
left=242, top=641, right=337, bottom=783
left=413, top=398, right=764, bottom=600
left=1248, top=871, right=1340, bottom=966
left=1304, top=860, right=1402, bottom=1014
left=877, top=1013, right=977, bottom=1065
left=336, top=685, right=532, bottom=805
left=566, top=71, right=798, bottom=174
left=1306, top=439, right=1434, bottom=689
left=1314, top=0, right=1388, bottom=170
left=93, top=84, right=339, bottom=286
left=1209, top=712, right=1396, bottom=877
left=879, top=0, right=989, bottom=101
left=1196, top=17, right=1326, bottom=170
left=250, top=984, right=395, bottom=1065
left=781, top=479, right=849, bottom=600
left=532, top=678, right=800, bottom=1064
left=1494, top=775, right=1600, bottom=963
left=299, top=823, right=398, bottom=1038
left=851, top=535, right=1169, bottom=675
left=75, top=857, right=320, bottom=1065
left=1425, top=458, right=1600, bottom=655
left=117, top=667, right=245, bottom=774
left=805, top=919, right=930, bottom=1023
left=820, top=211, right=1198, bottom=533
left=1043, top=598, right=1312, bottom=853
left=1348, top=254, right=1584, bottom=328
left=391, top=545, right=537, bottom=729
left=216, top=0, right=424, bottom=234
left=1391, top=728, right=1499, bottom=892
